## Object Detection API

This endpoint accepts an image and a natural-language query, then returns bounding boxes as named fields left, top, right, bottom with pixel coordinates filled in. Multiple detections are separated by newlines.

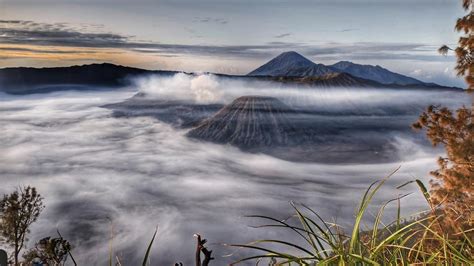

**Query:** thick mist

left=0, top=74, right=469, bottom=265
left=134, top=73, right=466, bottom=115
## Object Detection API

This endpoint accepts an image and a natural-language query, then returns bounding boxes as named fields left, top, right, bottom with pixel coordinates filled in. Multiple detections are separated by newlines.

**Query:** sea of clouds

left=0, top=74, right=469, bottom=265
left=134, top=73, right=466, bottom=115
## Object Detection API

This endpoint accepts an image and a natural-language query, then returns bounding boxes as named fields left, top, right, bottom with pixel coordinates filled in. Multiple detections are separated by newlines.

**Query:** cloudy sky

left=0, top=0, right=466, bottom=86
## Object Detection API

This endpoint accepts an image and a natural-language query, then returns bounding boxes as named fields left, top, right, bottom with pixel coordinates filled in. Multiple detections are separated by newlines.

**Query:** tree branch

left=194, top=234, right=214, bottom=266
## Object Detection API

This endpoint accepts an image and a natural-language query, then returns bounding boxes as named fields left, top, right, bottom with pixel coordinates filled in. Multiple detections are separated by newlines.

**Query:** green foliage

left=439, top=0, right=474, bottom=90
left=230, top=174, right=473, bottom=265
left=0, top=186, right=44, bottom=266
left=413, top=105, right=473, bottom=234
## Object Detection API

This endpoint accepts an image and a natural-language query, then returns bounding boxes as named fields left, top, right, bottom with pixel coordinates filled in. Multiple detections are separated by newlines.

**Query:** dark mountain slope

left=0, top=63, right=177, bottom=94
left=330, top=61, right=423, bottom=85
left=279, top=64, right=337, bottom=77
left=247, top=51, right=458, bottom=88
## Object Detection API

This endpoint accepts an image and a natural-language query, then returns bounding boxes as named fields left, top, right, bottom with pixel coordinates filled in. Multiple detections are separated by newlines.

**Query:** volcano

left=186, top=95, right=400, bottom=163
left=186, top=96, right=302, bottom=147
left=246, top=51, right=447, bottom=88
left=247, top=51, right=335, bottom=77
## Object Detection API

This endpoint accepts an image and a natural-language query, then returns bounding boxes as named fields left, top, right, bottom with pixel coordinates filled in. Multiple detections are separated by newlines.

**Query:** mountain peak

left=331, top=61, right=354, bottom=69
left=275, top=51, right=309, bottom=60
left=270, top=51, right=314, bottom=65
left=248, top=51, right=332, bottom=76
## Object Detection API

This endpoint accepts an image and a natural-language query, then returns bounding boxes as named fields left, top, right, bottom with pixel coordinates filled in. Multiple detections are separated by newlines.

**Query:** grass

left=104, top=226, right=158, bottom=266
left=229, top=170, right=473, bottom=265
left=142, top=227, right=158, bottom=266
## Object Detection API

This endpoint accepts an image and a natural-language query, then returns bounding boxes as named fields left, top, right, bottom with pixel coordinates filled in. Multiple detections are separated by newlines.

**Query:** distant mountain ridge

left=330, top=61, right=423, bottom=85
left=0, top=63, right=178, bottom=94
left=248, top=51, right=432, bottom=86
left=0, top=59, right=461, bottom=95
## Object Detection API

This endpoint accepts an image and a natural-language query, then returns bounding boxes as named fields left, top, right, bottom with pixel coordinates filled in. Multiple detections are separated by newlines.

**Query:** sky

left=0, top=0, right=467, bottom=86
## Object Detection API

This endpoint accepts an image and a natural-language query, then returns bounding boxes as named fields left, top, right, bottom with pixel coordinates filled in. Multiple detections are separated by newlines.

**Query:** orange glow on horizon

left=0, top=44, right=256, bottom=74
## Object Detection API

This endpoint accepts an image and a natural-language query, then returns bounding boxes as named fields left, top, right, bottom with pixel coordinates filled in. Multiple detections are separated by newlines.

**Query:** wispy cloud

left=274, top=33, right=291, bottom=38
left=0, top=20, right=456, bottom=63
left=0, top=20, right=131, bottom=48
left=193, top=17, right=228, bottom=25
left=339, top=28, right=359, bottom=32
left=0, top=20, right=28, bottom=24
left=0, top=46, right=98, bottom=54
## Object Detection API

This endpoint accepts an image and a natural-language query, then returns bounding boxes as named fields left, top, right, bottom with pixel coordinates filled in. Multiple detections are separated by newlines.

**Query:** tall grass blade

left=109, top=222, right=114, bottom=266
left=349, top=167, right=399, bottom=255
left=243, top=239, right=317, bottom=257
left=230, top=244, right=299, bottom=262
left=230, top=255, right=280, bottom=265
left=245, top=215, right=314, bottom=247
left=371, top=216, right=432, bottom=259
left=415, top=179, right=432, bottom=208
left=57, top=229, right=77, bottom=266
left=348, top=254, right=381, bottom=266
left=142, top=227, right=158, bottom=266
left=290, top=202, right=325, bottom=256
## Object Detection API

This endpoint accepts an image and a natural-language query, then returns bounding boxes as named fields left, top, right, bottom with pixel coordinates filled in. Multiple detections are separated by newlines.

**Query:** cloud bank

left=0, top=76, right=469, bottom=264
left=133, top=73, right=467, bottom=113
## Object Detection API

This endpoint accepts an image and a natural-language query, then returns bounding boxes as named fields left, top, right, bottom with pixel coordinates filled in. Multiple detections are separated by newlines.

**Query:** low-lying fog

left=0, top=74, right=469, bottom=265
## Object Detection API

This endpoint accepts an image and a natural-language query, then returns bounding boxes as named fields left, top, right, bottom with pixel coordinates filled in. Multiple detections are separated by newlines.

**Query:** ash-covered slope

left=187, top=96, right=302, bottom=147
left=186, top=95, right=403, bottom=163
left=271, top=72, right=383, bottom=87
left=280, top=64, right=336, bottom=77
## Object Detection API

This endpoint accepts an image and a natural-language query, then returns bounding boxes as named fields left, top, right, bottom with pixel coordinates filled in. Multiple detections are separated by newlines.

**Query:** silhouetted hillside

left=0, top=63, right=177, bottom=94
